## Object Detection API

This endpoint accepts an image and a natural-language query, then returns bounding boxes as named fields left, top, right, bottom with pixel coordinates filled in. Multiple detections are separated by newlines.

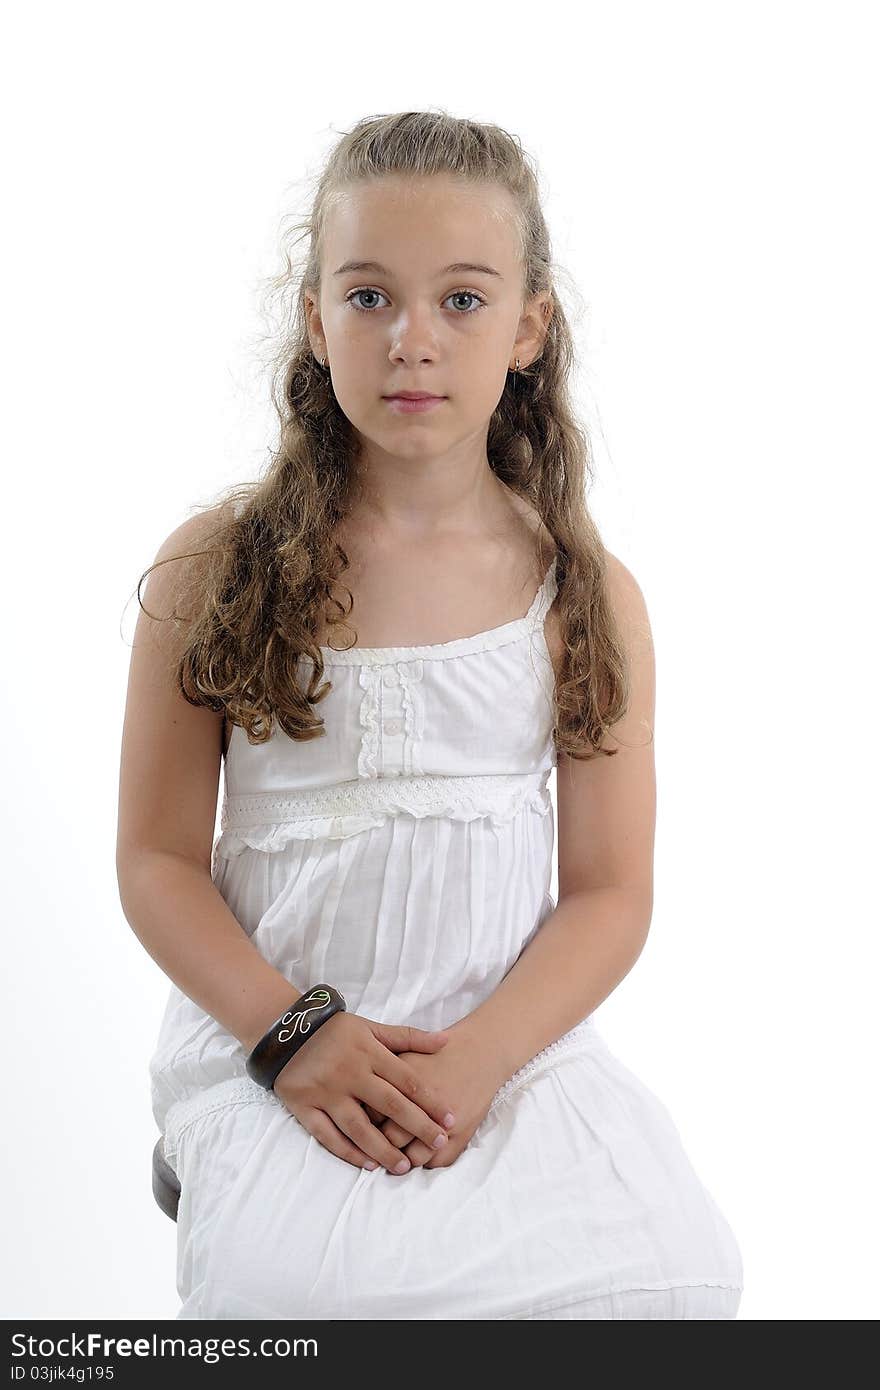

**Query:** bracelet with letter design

left=245, top=984, right=348, bottom=1091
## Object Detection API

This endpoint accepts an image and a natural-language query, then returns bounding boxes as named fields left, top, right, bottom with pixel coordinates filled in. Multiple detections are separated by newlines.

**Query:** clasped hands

left=363, top=1023, right=506, bottom=1171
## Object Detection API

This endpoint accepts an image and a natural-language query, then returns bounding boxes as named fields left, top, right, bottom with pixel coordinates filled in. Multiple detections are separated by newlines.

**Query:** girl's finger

left=381, top=1119, right=415, bottom=1147
left=297, top=1106, right=380, bottom=1172
left=404, top=1137, right=440, bottom=1168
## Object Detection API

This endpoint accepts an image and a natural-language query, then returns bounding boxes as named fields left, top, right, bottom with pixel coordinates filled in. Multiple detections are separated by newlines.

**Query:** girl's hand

left=272, top=1012, right=457, bottom=1175
left=367, top=1029, right=506, bottom=1170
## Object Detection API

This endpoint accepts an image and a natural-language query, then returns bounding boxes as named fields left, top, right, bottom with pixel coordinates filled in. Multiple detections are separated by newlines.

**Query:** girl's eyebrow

left=332, top=259, right=503, bottom=280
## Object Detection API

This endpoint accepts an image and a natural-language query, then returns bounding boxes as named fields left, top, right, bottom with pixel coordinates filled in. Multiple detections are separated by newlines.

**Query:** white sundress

left=148, top=555, right=745, bottom=1320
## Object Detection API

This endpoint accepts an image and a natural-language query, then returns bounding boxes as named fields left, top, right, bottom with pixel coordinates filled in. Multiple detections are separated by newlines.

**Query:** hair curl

left=133, top=109, right=631, bottom=759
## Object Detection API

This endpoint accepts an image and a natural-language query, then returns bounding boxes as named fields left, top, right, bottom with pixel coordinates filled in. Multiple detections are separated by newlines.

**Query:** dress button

left=382, top=670, right=397, bottom=688
left=384, top=718, right=404, bottom=735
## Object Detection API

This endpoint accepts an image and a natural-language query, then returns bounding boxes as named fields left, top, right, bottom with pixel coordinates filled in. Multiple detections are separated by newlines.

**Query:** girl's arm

left=116, top=511, right=304, bottom=1053
left=117, top=850, right=306, bottom=1053
left=449, top=554, right=657, bottom=1076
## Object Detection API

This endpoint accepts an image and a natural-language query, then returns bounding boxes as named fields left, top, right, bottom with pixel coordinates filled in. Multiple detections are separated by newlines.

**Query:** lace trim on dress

left=357, top=667, right=381, bottom=778
left=487, top=1016, right=598, bottom=1115
left=214, top=771, right=553, bottom=858
left=398, top=659, right=426, bottom=776
left=160, top=1011, right=599, bottom=1171
left=354, top=660, right=427, bottom=779
left=163, top=1073, right=278, bottom=1172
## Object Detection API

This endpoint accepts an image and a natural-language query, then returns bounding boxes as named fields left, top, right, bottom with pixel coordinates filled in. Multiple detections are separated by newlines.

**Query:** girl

left=117, top=110, right=744, bottom=1320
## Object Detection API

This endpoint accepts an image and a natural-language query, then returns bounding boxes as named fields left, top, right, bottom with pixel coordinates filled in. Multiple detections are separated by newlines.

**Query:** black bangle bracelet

left=246, top=984, right=347, bottom=1092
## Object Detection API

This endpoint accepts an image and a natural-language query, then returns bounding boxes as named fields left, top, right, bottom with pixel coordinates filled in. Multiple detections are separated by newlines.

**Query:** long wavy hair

left=133, top=110, right=631, bottom=760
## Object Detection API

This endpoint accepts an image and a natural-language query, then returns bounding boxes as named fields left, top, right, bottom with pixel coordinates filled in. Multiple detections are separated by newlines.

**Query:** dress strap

left=528, top=556, right=559, bottom=628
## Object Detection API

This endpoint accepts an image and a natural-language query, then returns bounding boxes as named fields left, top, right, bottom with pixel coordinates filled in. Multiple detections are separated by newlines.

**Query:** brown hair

left=133, top=110, right=630, bottom=759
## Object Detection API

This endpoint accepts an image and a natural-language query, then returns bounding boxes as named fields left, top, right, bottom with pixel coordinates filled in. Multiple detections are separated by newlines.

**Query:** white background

left=2, top=0, right=877, bottom=1322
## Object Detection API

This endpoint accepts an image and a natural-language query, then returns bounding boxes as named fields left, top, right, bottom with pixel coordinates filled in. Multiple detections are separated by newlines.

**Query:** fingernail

left=364, top=1161, right=378, bottom=1170
left=394, top=1158, right=411, bottom=1174
left=443, top=1112, right=455, bottom=1128
left=432, top=1132, right=448, bottom=1149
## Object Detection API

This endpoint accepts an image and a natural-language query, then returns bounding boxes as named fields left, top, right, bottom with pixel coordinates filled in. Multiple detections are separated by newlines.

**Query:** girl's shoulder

left=505, top=492, right=564, bottom=676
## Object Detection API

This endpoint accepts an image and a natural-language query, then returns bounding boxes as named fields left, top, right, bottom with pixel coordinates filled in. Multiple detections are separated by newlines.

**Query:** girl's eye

left=344, top=288, right=487, bottom=315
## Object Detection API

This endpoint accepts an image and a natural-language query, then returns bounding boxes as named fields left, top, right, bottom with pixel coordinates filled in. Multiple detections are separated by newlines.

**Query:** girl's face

left=306, top=174, right=550, bottom=468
